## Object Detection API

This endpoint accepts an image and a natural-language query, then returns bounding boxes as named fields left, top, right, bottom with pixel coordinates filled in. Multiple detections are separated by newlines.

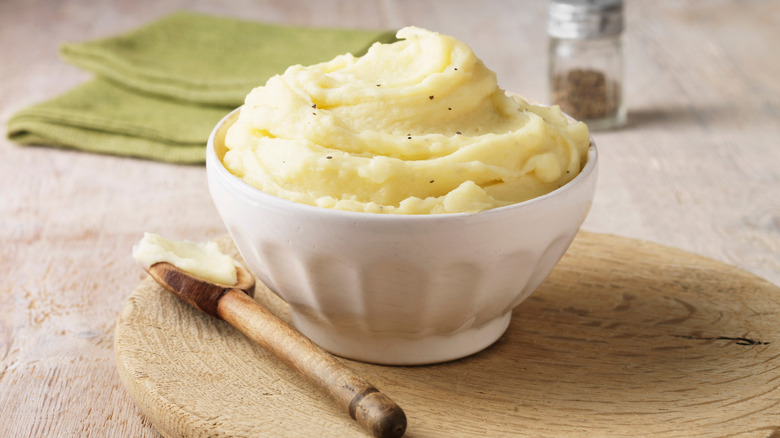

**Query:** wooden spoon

left=145, top=261, right=407, bottom=438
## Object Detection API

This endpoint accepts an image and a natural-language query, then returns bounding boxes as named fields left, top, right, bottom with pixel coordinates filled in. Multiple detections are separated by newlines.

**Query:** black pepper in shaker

left=547, top=0, right=626, bottom=130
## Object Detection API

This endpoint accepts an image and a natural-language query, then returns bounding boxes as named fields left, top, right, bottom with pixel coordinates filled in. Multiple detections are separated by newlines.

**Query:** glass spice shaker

left=547, top=0, right=626, bottom=130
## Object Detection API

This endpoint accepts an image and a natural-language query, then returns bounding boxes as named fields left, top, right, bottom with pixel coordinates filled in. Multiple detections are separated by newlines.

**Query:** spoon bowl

left=147, top=261, right=255, bottom=318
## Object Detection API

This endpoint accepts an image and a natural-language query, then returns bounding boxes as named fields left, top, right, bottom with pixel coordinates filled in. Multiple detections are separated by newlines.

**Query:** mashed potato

left=223, top=26, right=590, bottom=214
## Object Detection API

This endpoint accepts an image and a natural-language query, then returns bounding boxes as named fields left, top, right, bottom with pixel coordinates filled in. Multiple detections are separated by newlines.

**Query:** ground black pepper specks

left=552, top=68, right=621, bottom=120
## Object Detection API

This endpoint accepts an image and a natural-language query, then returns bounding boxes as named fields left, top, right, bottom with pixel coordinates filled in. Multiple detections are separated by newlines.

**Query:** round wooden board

left=115, top=232, right=780, bottom=438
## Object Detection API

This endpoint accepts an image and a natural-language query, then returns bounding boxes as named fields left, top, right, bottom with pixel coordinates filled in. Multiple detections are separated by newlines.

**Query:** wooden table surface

left=1, top=0, right=778, bottom=436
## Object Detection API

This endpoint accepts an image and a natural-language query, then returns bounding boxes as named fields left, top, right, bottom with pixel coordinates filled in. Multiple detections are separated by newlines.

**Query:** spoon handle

left=217, top=289, right=407, bottom=438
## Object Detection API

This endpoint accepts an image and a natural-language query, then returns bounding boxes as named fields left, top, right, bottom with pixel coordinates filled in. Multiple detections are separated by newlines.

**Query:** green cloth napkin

left=6, top=11, right=396, bottom=163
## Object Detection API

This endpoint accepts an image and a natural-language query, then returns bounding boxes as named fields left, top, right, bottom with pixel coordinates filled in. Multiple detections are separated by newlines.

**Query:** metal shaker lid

left=547, top=0, right=624, bottom=39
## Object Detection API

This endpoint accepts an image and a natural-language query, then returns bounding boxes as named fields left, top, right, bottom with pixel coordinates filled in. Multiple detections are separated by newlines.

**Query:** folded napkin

left=6, top=12, right=396, bottom=163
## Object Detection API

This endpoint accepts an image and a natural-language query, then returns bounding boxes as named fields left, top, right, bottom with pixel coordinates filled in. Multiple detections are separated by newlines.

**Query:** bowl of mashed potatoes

left=206, top=27, right=597, bottom=365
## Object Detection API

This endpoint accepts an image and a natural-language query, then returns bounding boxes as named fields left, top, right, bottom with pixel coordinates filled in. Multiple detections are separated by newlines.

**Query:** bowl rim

left=207, top=107, right=598, bottom=221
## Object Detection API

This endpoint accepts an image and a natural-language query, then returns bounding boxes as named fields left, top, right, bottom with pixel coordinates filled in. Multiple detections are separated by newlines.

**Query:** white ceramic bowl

left=207, top=109, right=598, bottom=365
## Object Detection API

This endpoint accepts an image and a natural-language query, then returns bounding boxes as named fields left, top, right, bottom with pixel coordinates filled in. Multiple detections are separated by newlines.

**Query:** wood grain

left=1, top=1, right=778, bottom=437
left=218, top=289, right=406, bottom=438
left=115, top=233, right=780, bottom=438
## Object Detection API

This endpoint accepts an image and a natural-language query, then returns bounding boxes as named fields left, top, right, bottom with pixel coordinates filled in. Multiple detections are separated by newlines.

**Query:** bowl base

left=289, top=311, right=512, bottom=365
